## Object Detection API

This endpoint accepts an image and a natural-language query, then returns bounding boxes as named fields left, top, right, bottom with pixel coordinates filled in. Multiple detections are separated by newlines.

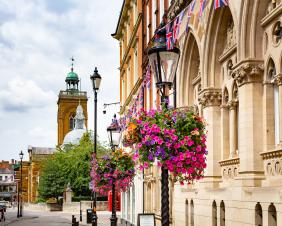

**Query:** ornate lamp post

left=19, top=150, right=24, bottom=218
left=90, top=67, right=102, bottom=226
left=147, top=30, right=180, bottom=226
left=107, top=114, right=121, bottom=226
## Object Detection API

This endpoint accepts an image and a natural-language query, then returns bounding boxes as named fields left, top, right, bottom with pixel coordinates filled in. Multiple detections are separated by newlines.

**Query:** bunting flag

left=214, top=0, right=228, bottom=9
left=139, top=87, right=144, bottom=109
left=186, top=0, right=196, bottom=32
left=172, top=16, right=180, bottom=43
left=199, top=0, right=207, bottom=18
left=166, top=22, right=174, bottom=50
left=145, top=66, right=151, bottom=89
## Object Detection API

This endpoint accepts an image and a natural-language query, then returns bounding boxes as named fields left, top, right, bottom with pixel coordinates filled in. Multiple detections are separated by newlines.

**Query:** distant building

left=15, top=61, right=90, bottom=203
left=0, top=160, right=16, bottom=201
left=57, top=60, right=88, bottom=146
left=112, top=0, right=144, bottom=224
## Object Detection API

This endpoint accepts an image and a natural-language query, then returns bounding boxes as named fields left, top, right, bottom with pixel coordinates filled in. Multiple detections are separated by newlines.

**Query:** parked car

left=0, top=205, right=6, bottom=212
left=0, top=201, right=10, bottom=208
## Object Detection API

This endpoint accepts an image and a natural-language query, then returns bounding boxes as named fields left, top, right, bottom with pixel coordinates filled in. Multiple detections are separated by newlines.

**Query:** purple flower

left=148, top=153, right=154, bottom=161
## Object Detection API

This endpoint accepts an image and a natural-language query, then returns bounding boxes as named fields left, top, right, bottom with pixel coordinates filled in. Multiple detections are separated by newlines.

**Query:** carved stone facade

left=231, top=61, right=264, bottom=86
left=115, top=0, right=282, bottom=226
left=198, top=88, right=222, bottom=109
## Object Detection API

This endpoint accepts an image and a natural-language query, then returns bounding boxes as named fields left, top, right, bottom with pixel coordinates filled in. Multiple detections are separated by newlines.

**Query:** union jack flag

left=172, top=16, right=180, bottom=43
left=214, top=0, right=228, bottom=9
left=186, top=0, right=196, bottom=32
left=179, top=9, right=185, bottom=23
left=199, top=0, right=206, bottom=18
left=166, top=23, right=174, bottom=50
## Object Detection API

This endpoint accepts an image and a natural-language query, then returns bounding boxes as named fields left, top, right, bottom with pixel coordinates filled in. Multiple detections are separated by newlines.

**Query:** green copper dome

left=66, top=71, right=79, bottom=81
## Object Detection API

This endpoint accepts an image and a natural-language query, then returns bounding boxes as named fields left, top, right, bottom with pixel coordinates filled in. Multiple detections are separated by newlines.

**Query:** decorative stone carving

left=272, top=73, right=282, bottom=86
left=261, top=149, right=282, bottom=177
left=198, top=88, right=222, bottom=108
left=219, top=158, right=240, bottom=180
left=231, top=61, right=264, bottom=86
left=167, top=0, right=189, bottom=20
left=227, top=99, right=238, bottom=110
left=225, top=18, right=236, bottom=51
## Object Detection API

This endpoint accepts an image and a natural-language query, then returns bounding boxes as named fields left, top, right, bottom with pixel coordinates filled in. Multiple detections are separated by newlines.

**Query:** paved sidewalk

left=0, top=209, right=125, bottom=226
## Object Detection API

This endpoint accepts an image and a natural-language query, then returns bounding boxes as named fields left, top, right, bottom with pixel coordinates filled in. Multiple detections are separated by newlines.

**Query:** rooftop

left=28, top=146, right=56, bottom=155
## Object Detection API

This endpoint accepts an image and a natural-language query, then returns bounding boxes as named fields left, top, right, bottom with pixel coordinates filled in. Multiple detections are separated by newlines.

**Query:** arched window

left=212, top=200, right=217, bottom=226
left=268, top=203, right=277, bottom=226
left=190, top=199, right=194, bottom=226
left=69, top=113, right=75, bottom=130
left=220, top=201, right=225, bottom=226
left=255, top=203, right=262, bottom=226
left=185, top=199, right=189, bottom=226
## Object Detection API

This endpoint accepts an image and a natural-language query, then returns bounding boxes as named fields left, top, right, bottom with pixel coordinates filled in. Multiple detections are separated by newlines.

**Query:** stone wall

left=24, top=201, right=108, bottom=213
left=63, top=201, right=108, bottom=213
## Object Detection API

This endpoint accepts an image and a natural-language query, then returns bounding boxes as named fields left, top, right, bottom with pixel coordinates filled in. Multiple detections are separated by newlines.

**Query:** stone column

left=262, top=81, right=275, bottom=151
left=220, top=104, right=229, bottom=160
left=232, top=60, right=264, bottom=186
left=199, top=88, right=222, bottom=188
left=273, top=73, right=282, bottom=144
left=228, top=100, right=238, bottom=158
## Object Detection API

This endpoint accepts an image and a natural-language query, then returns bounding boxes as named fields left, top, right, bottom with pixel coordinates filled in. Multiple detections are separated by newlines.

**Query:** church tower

left=57, top=58, right=88, bottom=146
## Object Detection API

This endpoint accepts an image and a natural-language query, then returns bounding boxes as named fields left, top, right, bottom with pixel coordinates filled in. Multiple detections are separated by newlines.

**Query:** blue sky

left=0, top=0, right=123, bottom=160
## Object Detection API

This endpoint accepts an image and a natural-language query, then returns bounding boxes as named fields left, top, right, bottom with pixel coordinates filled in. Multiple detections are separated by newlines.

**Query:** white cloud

left=0, top=0, right=123, bottom=160
left=0, top=77, right=56, bottom=113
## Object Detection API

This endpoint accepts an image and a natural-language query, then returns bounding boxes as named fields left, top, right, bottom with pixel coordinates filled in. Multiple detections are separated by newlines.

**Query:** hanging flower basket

left=122, top=106, right=207, bottom=184
left=90, top=149, right=135, bottom=196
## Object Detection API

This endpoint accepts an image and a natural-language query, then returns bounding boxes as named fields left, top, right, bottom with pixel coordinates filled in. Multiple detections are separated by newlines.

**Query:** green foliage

left=38, top=132, right=110, bottom=200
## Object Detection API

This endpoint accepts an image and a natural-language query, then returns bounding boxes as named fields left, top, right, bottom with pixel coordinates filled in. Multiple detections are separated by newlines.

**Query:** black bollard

left=72, top=215, right=79, bottom=226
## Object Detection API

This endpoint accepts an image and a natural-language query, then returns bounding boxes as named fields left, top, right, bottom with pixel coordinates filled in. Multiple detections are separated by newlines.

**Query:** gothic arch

left=268, top=203, right=277, bottom=226
left=203, top=4, right=237, bottom=88
left=266, top=57, right=277, bottom=81
left=190, top=199, right=194, bottom=226
left=255, top=203, right=262, bottom=226
left=223, top=87, right=229, bottom=104
left=178, top=31, right=201, bottom=107
left=231, top=81, right=238, bottom=100
left=239, top=0, right=269, bottom=60
left=220, top=201, right=225, bottom=226
left=212, top=200, right=217, bottom=226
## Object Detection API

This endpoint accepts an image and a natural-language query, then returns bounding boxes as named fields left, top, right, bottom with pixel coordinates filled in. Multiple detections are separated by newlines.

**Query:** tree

left=38, top=132, right=110, bottom=200
left=38, top=153, right=67, bottom=201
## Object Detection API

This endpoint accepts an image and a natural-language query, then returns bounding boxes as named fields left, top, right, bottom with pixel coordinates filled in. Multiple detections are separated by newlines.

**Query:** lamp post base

left=92, top=214, right=98, bottom=226
left=110, top=215, right=117, bottom=226
left=161, top=167, right=169, bottom=226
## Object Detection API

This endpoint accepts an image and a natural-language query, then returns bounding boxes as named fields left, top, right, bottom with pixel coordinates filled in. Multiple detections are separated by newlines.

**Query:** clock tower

left=57, top=59, right=88, bottom=146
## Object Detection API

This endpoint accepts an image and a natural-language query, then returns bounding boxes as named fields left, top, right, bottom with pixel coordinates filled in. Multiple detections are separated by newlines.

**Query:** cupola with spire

left=57, top=57, right=88, bottom=146
left=65, top=57, right=79, bottom=92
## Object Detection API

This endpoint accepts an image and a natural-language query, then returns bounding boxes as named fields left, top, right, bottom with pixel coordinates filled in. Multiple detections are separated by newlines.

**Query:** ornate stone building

left=115, top=0, right=282, bottom=225
left=112, top=0, right=144, bottom=224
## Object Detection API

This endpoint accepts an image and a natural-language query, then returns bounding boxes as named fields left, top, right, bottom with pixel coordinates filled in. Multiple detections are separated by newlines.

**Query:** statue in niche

left=225, top=18, right=236, bottom=51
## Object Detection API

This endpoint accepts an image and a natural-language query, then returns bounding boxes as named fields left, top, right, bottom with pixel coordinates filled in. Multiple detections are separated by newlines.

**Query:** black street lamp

left=90, top=67, right=102, bottom=226
left=19, top=150, right=24, bottom=218
left=147, top=29, right=180, bottom=226
left=107, top=114, right=121, bottom=226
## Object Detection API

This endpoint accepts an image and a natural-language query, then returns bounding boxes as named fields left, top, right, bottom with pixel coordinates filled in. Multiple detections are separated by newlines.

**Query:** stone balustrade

left=219, top=158, right=240, bottom=181
left=261, top=148, right=282, bottom=177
